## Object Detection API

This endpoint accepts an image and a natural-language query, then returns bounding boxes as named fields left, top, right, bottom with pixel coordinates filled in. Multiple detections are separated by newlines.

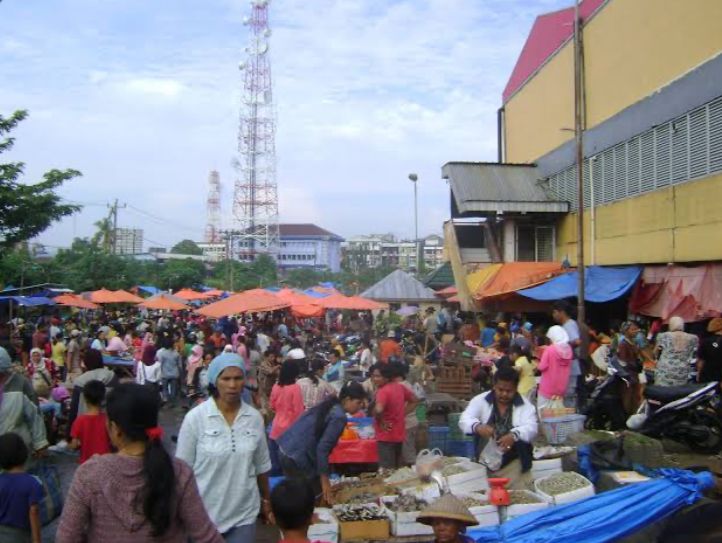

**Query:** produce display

left=387, top=495, right=428, bottom=512
left=333, top=504, right=388, bottom=522
left=508, top=491, right=544, bottom=505
left=460, top=496, right=484, bottom=509
left=346, top=493, right=379, bottom=505
left=384, top=467, right=417, bottom=484
left=441, top=464, right=468, bottom=477
left=536, top=472, right=590, bottom=496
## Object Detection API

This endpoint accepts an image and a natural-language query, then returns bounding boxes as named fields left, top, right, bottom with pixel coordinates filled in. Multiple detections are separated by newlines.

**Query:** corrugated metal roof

left=361, top=269, right=439, bottom=302
left=424, top=262, right=454, bottom=289
left=278, top=224, right=344, bottom=241
left=442, top=162, right=569, bottom=214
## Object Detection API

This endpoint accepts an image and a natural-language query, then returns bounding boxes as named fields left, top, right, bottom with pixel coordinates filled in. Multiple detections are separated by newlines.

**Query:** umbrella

left=140, top=293, right=190, bottom=311
left=111, top=290, right=145, bottom=304
left=196, top=289, right=290, bottom=319
left=174, top=288, right=209, bottom=301
left=469, top=469, right=714, bottom=543
left=202, top=289, right=225, bottom=297
left=54, top=294, right=100, bottom=310
left=396, top=305, right=419, bottom=317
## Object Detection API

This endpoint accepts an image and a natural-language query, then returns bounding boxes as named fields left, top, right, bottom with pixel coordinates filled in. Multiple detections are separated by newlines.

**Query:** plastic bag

left=415, top=448, right=444, bottom=478
left=479, top=439, right=504, bottom=472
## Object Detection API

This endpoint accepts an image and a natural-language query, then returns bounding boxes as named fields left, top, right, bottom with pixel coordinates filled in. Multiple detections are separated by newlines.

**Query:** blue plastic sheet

left=469, top=469, right=714, bottom=543
left=0, top=296, right=56, bottom=307
left=518, top=266, right=642, bottom=303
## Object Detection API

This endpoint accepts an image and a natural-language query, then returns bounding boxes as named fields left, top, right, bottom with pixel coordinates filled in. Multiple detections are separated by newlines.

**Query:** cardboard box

left=337, top=519, right=390, bottom=541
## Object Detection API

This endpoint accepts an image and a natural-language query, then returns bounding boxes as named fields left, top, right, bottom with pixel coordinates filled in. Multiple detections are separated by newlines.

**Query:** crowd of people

left=0, top=299, right=720, bottom=542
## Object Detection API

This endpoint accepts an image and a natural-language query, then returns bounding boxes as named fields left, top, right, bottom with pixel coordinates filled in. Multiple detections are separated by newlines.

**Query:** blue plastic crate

left=427, top=425, right=450, bottom=454
left=446, top=439, right=476, bottom=460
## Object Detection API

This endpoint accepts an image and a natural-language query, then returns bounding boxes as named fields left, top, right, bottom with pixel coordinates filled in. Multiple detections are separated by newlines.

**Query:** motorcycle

left=628, top=381, right=722, bottom=454
left=583, top=354, right=632, bottom=431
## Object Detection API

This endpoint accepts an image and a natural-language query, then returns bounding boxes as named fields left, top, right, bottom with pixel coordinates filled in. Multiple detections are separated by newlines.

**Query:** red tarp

left=630, top=264, right=722, bottom=322
left=436, top=286, right=458, bottom=298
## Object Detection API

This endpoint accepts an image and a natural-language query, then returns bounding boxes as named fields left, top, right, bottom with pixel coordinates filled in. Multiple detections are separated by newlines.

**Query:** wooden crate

left=436, top=366, right=473, bottom=399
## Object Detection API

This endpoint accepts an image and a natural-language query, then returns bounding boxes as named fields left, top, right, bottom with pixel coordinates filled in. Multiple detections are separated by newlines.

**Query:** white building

left=277, top=224, right=344, bottom=273
left=344, top=233, right=445, bottom=272
left=196, top=242, right=227, bottom=263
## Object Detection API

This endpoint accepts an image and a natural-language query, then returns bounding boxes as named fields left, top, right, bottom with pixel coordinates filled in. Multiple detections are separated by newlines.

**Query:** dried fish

left=460, top=496, right=482, bottom=508
left=333, top=504, right=388, bottom=522
left=537, top=472, right=590, bottom=496
left=345, top=493, right=379, bottom=505
left=441, top=464, right=467, bottom=476
left=508, top=491, right=543, bottom=505
left=388, top=495, right=428, bottom=512
left=384, top=467, right=417, bottom=483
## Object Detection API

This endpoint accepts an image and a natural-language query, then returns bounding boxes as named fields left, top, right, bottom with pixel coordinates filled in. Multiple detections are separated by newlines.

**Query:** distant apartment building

left=277, top=224, right=344, bottom=273
left=196, top=242, right=227, bottom=263
left=344, top=234, right=446, bottom=272
left=113, top=228, right=143, bottom=255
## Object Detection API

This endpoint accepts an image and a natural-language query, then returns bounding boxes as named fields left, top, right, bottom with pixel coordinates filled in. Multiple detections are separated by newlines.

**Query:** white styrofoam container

left=532, top=458, right=563, bottom=471
left=309, top=508, right=339, bottom=543
left=445, top=464, right=488, bottom=487
left=534, top=473, right=596, bottom=505
left=381, top=497, right=434, bottom=537
left=399, top=482, right=442, bottom=502
left=504, top=491, right=550, bottom=519
left=449, top=476, right=490, bottom=496
left=471, top=507, right=500, bottom=527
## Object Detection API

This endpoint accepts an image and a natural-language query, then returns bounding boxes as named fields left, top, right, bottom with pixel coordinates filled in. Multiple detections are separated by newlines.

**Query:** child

left=69, top=380, right=112, bottom=464
left=271, top=478, right=328, bottom=543
left=511, top=344, right=536, bottom=399
left=0, top=432, right=43, bottom=543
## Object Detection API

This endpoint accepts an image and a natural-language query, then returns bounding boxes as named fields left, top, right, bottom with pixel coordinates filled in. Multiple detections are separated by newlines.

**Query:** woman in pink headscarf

left=186, top=345, right=204, bottom=392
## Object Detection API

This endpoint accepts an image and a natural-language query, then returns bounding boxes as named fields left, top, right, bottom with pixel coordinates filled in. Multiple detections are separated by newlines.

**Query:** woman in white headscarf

left=536, top=326, right=573, bottom=415
left=655, top=316, right=699, bottom=387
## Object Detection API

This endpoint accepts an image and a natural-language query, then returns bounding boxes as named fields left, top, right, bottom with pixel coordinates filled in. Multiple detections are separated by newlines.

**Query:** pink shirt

left=269, top=383, right=304, bottom=440
left=537, top=343, right=573, bottom=398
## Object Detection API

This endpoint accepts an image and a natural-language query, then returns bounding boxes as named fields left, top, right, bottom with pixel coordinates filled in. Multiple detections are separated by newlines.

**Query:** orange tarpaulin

left=315, top=294, right=387, bottom=311
left=196, top=289, right=290, bottom=318
left=291, top=304, right=325, bottom=318
left=202, top=289, right=225, bottom=297
left=436, top=286, right=458, bottom=298
left=87, top=288, right=141, bottom=304
left=112, top=290, right=145, bottom=304
left=174, top=289, right=210, bottom=301
left=140, top=293, right=190, bottom=311
left=54, top=294, right=100, bottom=310
left=275, top=288, right=318, bottom=305
left=472, top=262, right=563, bottom=300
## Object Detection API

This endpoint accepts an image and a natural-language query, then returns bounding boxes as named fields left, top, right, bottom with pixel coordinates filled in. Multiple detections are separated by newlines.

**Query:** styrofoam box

left=381, top=497, right=435, bottom=537
left=534, top=473, right=596, bottom=506
left=504, top=491, right=549, bottom=519
left=471, top=508, right=500, bottom=527
left=399, top=482, right=442, bottom=502
left=309, top=508, right=339, bottom=543
left=449, top=476, right=490, bottom=495
left=532, top=458, right=563, bottom=471
left=445, top=463, right=488, bottom=487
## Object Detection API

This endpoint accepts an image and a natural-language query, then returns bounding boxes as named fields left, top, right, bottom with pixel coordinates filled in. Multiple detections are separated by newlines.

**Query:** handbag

left=29, top=462, right=63, bottom=525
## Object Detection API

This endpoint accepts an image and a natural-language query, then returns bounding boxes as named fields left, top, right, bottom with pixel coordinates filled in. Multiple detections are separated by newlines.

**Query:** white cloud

left=121, top=77, right=185, bottom=98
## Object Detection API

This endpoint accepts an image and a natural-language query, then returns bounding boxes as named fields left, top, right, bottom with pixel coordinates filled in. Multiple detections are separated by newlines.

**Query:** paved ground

left=42, top=404, right=281, bottom=542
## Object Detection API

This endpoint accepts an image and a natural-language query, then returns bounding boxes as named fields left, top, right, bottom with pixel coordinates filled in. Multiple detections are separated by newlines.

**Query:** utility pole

left=107, top=199, right=126, bottom=254
left=573, top=0, right=586, bottom=324
left=409, top=173, right=419, bottom=277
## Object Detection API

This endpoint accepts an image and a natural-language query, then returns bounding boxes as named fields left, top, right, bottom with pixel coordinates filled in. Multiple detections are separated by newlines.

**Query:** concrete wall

left=504, top=0, right=722, bottom=164
left=557, top=172, right=722, bottom=265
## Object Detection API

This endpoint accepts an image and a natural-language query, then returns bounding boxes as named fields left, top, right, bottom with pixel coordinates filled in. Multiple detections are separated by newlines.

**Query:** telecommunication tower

left=205, top=170, right=222, bottom=243
left=232, top=0, right=279, bottom=261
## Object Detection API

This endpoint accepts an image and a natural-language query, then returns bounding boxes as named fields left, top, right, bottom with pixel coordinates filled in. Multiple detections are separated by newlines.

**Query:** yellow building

left=444, top=0, right=722, bottom=272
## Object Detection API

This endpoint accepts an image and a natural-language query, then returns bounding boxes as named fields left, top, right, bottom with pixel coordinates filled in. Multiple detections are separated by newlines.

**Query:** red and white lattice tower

left=205, top=170, right=222, bottom=243
left=232, top=0, right=279, bottom=262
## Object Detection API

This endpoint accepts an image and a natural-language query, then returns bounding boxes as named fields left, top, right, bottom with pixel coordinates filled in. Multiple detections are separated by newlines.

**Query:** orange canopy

left=196, top=289, right=290, bottom=318
left=436, top=286, right=458, bottom=298
left=472, top=262, right=563, bottom=300
left=140, top=293, right=190, bottom=311
left=54, top=294, right=100, bottom=310
left=315, top=294, right=387, bottom=311
left=112, top=290, right=145, bottom=304
left=275, top=288, right=319, bottom=306
left=202, top=289, right=225, bottom=297
left=87, top=288, right=141, bottom=304
left=291, top=304, right=325, bottom=318
left=174, top=289, right=209, bottom=301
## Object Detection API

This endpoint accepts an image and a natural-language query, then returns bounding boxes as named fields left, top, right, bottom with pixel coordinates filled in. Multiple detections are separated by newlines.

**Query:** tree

left=0, top=110, right=81, bottom=248
left=92, top=217, right=113, bottom=253
left=171, top=239, right=203, bottom=256
left=161, top=258, right=206, bottom=291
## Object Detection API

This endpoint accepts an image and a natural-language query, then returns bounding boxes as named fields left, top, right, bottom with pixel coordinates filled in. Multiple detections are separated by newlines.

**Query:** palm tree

left=92, top=217, right=113, bottom=253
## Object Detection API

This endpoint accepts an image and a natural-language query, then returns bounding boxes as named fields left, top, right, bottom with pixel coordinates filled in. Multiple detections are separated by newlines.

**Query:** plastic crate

left=427, top=426, right=450, bottom=454
left=446, top=439, right=476, bottom=460
left=541, top=414, right=586, bottom=445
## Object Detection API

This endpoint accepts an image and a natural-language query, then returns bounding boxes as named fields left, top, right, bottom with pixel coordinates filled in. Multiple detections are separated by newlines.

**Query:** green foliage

left=0, top=247, right=50, bottom=287
left=171, top=239, right=203, bottom=256
left=0, top=110, right=81, bottom=248
left=160, top=258, right=206, bottom=291
left=210, top=255, right=278, bottom=291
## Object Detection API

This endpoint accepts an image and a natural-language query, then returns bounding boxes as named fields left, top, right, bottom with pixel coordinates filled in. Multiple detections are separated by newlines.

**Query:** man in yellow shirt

left=51, top=333, right=67, bottom=382
left=510, top=344, right=535, bottom=399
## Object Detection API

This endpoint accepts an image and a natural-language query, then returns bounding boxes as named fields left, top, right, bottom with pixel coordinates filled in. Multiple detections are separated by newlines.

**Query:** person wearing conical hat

left=417, top=494, right=477, bottom=543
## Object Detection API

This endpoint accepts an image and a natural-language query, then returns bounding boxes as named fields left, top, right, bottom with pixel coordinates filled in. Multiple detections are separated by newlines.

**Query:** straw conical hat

left=417, top=494, right=477, bottom=526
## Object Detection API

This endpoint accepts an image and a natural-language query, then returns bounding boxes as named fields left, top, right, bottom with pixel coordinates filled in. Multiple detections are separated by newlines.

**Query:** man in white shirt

left=459, top=366, right=538, bottom=489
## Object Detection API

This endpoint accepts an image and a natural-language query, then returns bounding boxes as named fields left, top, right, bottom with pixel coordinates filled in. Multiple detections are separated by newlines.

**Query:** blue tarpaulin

left=0, top=296, right=56, bottom=307
left=517, top=265, right=642, bottom=303
left=469, top=469, right=713, bottom=543
left=136, top=285, right=161, bottom=296
left=303, top=289, right=330, bottom=298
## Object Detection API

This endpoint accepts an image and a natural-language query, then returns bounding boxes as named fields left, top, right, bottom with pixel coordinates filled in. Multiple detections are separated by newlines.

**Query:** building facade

left=113, top=228, right=143, bottom=255
left=344, top=234, right=446, bottom=272
left=277, top=224, right=344, bottom=273
left=500, top=0, right=722, bottom=265
left=196, top=242, right=227, bottom=263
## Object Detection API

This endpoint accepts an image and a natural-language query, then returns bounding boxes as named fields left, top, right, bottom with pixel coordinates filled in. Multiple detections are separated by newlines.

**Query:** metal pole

left=409, top=173, right=419, bottom=276
left=573, top=0, right=586, bottom=324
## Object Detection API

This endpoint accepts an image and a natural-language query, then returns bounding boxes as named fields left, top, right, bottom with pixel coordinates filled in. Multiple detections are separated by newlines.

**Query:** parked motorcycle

left=583, top=355, right=632, bottom=431
left=628, top=381, right=722, bottom=454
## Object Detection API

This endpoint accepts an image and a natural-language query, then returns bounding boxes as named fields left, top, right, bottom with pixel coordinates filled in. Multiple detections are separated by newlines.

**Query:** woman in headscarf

left=186, top=345, right=204, bottom=393
left=416, top=494, right=478, bottom=543
left=26, top=347, right=57, bottom=399
left=176, top=353, right=272, bottom=543
left=617, top=321, right=644, bottom=415
left=536, top=325, right=573, bottom=416
left=655, top=316, right=699, bottom=387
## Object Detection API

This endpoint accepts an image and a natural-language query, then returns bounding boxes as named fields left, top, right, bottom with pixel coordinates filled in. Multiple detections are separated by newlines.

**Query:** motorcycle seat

left=644, top=384, right=705, bottom=403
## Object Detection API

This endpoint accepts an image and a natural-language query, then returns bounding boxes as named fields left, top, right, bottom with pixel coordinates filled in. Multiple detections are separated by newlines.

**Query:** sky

left=0, top=0, right=574, bottom=251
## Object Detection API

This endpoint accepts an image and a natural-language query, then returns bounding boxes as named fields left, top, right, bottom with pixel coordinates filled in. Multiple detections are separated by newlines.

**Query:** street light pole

left=409, top=173, right=419, bottom=276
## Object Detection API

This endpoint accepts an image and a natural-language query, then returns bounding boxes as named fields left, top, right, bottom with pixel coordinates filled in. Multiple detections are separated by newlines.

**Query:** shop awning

left=518, top=266, right=642, bottom=302
left=630, top=264, right=722, bottom=322
left=466, top=264, right=503, bottom=296
left=472, top=262, right=563, bottom=300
